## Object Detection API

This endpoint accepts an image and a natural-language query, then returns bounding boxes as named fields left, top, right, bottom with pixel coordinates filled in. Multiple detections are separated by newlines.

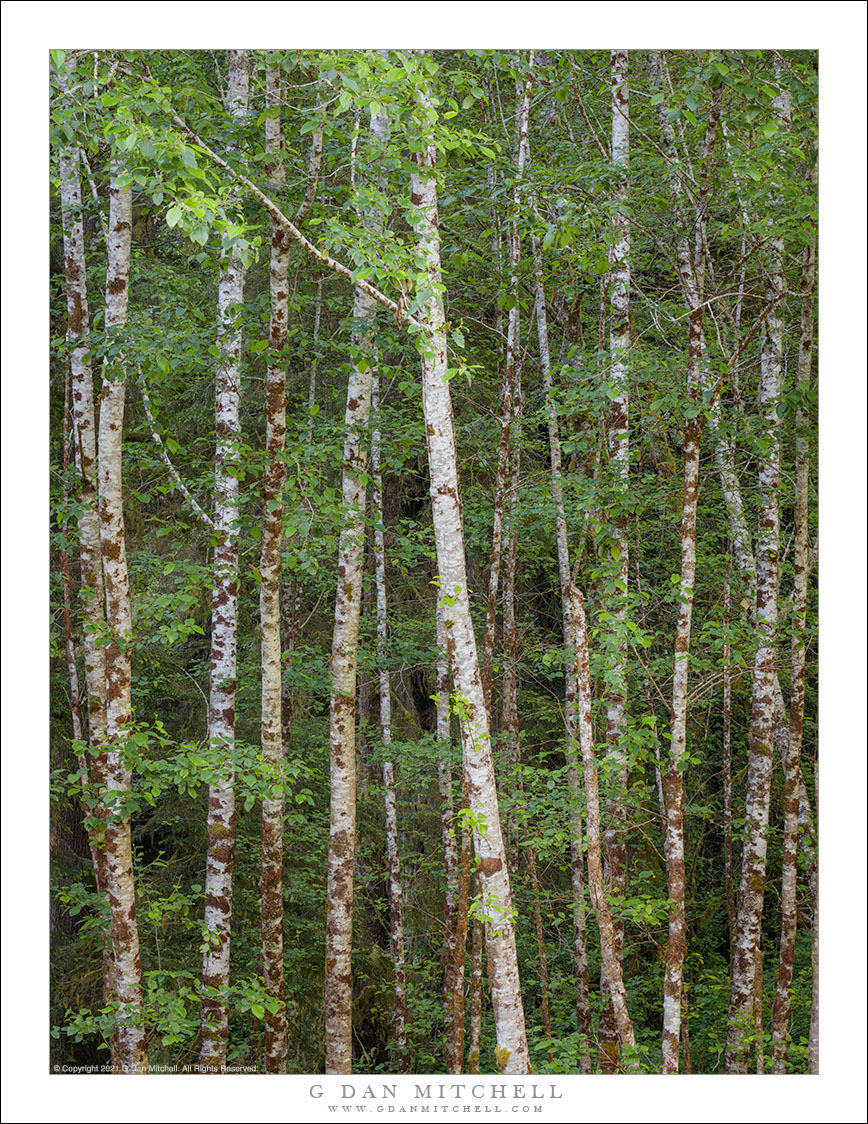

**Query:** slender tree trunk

left=371, top=373, right=409, bottom=1072
left=58, top=132, right=117, bottom=1024
left=259, top=58, right=289, bottom=1075
left=466, top=911, right=484, bottom=1074
left=771, top=171, right=816, bottom=1075
left=531, top=221, right=592, bottom=1073
left=725, top=68, right=790, bottom=1075
left=808, top=867, right=819, bottom=1073
left=650, top=53, right=719, bottom=1073
left=436, top=605, right=462, bottom=1073
left=200, top=50, right=250, bottom=1072
left=324, top=84, right=388, bottom=1076
left=571, top=586, right=638, bottom=1069
left=409, top=64, right=529, bottom=1074
left=599, top=48, right=631, bottom=1073
left=723, top=566, right=737, bottom=958
left=324, top=284, right=374, bottom=1074
left=98, top=164, right=148, bottom=1074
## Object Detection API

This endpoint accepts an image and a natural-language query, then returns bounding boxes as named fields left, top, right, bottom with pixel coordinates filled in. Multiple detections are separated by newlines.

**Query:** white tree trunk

left=409, top=65, right=529, bottom=1075
left=98, top=165, right=148, bottom=1074
left=371, top=373, right=409, bottom=1071
left=259, top=57, right=289, bottom=1075
left=200, top=49, right=250, bottom=1072
left=599, top=47, right=631, bottom=1073
left=725, top=63, right=791, bottom=1076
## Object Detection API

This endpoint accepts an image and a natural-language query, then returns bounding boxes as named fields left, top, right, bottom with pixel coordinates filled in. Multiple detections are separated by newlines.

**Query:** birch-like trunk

left=409, top=66, right=529, bottom=1075
left=771, top=166, right=816, bottom=1075
left=531, top=222, right=592, bottom=1073
left=98, top=166, right=148, bottom=1073
left=200, top=50, right=249, bottom=1072
left=259, top=58, right=289, bottom=1075
left=571, top=586, right=638, bottom=1069
left=599, top=48, right=631, bottom=1073
left=435, top=605, right=463, bottom=1073
left=725, top=69, right=790, bottom=1074
left=58, top=133, right=116, bottom=1023
left=650, top=54, right=719, bottom=1073
left=371, top=373, right=409, bottom=1072
left=324, top=85, right=388, bottom=1076
left=324, top=284, right=374, bottom=1073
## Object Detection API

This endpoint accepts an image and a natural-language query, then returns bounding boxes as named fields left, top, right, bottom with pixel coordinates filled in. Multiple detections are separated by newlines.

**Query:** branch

left=151, top=85, right=417, bottom=327
left=137, top=368, right=215, bottom=529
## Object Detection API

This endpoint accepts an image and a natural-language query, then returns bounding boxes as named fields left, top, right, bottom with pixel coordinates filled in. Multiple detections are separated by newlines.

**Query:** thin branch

left=137, top=368, right=215, bottom=529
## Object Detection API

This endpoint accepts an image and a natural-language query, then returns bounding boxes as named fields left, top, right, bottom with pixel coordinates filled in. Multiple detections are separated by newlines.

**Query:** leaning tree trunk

left=200, top=49, right=250, bottom=1073
left=571, top=587, right=639, bottom=1070
left=725, top=68, right=790, bottom=1075
left=371, top=372, right=409, bottom=1072
left=599, top=47, right=631, bottom=1074
left=531, top=218, right=592, bottom=1074
left=98, top=165, right=148, bottom=1074
left=409, top=62, right=529, bottom=1075
left=259, top=57, right=289, bottom=1076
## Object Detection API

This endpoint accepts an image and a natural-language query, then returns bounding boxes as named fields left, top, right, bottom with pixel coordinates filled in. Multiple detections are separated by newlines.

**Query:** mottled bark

left=200, top=50, right=249, bottom=1073
left=57, top=121, right=118, bottom=1055
left=599, top=48, right=630, bottom=1072
left=466, top=912, right=483, bottom=1074
left=436, top=605, right=463, bottom=1073
left=571, top=587, right=638, bottom=1070
left=771, top=171, right=816, bottom=1074
left=650, top=53, right=719, bottom=1073
left=723, top=570, right=737, bottom=958
left=259, top=58, right=289, bottom=1075
left=324, top=85, right=388, bottom=1076
left=531, top=221, right=592, bottom=1073
left=372, top=373, right=409, bottom=1072
left=409, top=65, right=529, bottom=1075
left=98, top=166, right=148, bottom=1073
left=725, top=65, right=790, bottom=1076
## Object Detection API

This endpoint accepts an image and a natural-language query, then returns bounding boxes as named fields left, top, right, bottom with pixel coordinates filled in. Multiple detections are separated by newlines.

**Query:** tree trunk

left=771, top=165, right=816, bottom=1075
left=58, top=131, right=116, bottom=1027
left=371, top=373, right=409, bottom=1072
left=571, top=586, right=638, bottom=1070
left=98, top=164, right=148, bottom=1074
left=599, top=47, right=631, bottom=1073
left=725, top=68, right=790, bottom=1075
left=323, top=83, right=388, bottom=1076
left=200, top=49, right=250, bottom=1073
left=259, top=58, right=289, bottom=1075
left=409, top=62, right=529, bottom=1075
left=531, top=221, right=592, bottom=1074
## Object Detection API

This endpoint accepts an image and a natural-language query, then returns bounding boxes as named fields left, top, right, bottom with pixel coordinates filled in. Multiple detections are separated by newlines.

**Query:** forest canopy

left=44, top=44, right=829, bottom=1082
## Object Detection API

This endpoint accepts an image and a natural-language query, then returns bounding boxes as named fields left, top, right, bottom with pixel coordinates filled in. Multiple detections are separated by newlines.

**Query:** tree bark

left=259, top=57, right=289, bottom=1075
left=98, top=163, right=148, bottom=1074
left=571, top=586, right=639, bottom=1070
left=409, top=61, right=529, bottom=1075
left=371, top=373, right=409, bottom=1072
left=725, top=67, right=790, bottom=1074
left=324, top=83, right=388, bottom=1076
left=771, top=159, right=816, bottom=1075
left=531, top=220, right=592, bottom=1074
left=599, top=47, right=630, bottom=1073
left=200, top=49, right=249, bottom=1073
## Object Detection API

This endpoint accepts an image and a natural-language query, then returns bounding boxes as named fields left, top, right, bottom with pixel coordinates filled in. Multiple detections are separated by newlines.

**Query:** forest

left=48, top=46, right=820, bottom=1078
